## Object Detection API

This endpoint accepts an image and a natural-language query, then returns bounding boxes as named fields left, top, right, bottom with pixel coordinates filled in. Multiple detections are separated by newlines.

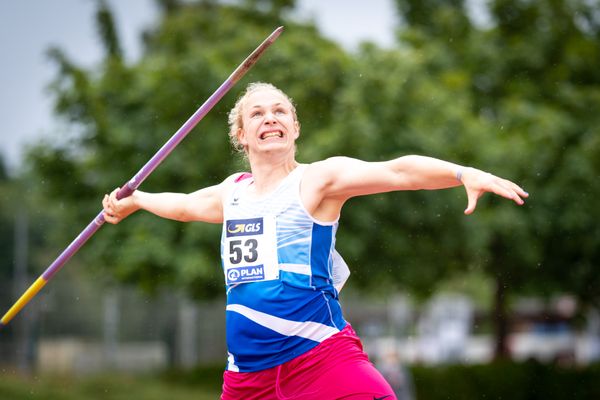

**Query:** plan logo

left=227, top=269, right=241, bottom=282
left=226, top=218, right=263, bottom=237
left=227, top=265, right=265, bottom=283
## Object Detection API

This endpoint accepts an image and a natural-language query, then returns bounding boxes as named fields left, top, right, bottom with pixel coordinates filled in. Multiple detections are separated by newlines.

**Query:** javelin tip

left=270, top=26, right=284, bottom=39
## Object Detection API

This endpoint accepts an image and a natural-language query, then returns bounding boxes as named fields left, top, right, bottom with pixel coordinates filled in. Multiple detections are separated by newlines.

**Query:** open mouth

left=260, top=130, right=283, bottom=140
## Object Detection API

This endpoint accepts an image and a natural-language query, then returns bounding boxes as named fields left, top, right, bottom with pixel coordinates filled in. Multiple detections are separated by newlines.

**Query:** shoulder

left=300, top=158, right=356, bottom=220
left=303, top=157, right=362, bottom=185
left=304, top=156, right=355, bottom=176
left=222, top=172, right=251, bottom=186
left=301, top=157, right=359, bottom=200
left=211, top=172, right=251, bottom=203
left=308, top=156, right=355, bottom=168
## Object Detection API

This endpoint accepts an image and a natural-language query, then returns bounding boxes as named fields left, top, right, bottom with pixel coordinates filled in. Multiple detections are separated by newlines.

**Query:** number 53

left=229, top=239, right=258, bottom=264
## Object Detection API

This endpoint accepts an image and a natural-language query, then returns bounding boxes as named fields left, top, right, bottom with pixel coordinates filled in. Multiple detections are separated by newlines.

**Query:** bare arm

left=302, top=155, right=528, bottom=220
left=102, top=175, right=237, bottom=224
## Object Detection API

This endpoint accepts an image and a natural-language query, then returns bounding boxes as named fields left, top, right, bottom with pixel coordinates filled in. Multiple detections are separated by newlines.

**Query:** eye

left=250, top=110, right=263, bottom=118
left=274, top=108, right=286, bottom=115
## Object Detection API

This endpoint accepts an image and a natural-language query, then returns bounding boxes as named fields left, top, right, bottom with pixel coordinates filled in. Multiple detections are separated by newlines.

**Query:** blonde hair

left=227, top=82, right=298, bottom=153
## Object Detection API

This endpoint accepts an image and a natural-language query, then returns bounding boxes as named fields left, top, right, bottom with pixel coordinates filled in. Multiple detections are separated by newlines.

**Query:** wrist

left=456, top=167, right=465, bottom=183
left=456, top=166, right=475, bottom=183
left=130, top=190, right=142, bottom=210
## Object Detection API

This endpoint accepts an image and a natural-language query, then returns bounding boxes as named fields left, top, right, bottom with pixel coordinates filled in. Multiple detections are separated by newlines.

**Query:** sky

left=0, top=0, right=397, bottom=174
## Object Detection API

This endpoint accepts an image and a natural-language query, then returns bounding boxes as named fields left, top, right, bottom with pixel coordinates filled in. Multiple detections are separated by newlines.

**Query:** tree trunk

left=493, top=273, right=510, bottom=359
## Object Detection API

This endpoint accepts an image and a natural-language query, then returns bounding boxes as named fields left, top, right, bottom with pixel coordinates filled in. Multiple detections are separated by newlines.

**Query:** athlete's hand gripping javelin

left=102, top=190, right=138, bottom=224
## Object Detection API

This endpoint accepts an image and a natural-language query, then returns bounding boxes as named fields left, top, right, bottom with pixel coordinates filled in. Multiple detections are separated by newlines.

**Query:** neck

left=247, top=152, right=298, bottom=196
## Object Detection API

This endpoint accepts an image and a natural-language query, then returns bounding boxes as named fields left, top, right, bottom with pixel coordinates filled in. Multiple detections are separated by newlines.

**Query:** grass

left=0, top=370, right=221, bottom=400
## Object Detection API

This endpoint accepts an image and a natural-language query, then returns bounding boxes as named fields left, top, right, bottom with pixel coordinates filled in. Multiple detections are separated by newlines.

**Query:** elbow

left=175, top=209, right=194, bottom=222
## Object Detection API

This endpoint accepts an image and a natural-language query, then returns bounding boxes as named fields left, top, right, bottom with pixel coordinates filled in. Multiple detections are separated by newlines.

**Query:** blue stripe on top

left=220, top=165, right=347, bottom=372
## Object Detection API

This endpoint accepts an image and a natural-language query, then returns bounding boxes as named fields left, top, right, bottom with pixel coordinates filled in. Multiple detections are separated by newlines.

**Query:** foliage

left=411, top=361, right=600, bottom=400
left=0, top=156, right=14, bottom=281
left=387, top=0, right=600, bottom=356
left=0, top=372, right=220, bottom=400
left=25, top=0, right=349, bottom=299
left=0, top=157, right=17, bottom=328
left=2, top=362, right=599, bottom=399
left=23, top=0, right=600, bottom=338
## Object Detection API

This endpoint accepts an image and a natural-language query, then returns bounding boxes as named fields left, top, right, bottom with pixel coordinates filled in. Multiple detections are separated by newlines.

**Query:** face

left=237, top=89, right=299, bottom=156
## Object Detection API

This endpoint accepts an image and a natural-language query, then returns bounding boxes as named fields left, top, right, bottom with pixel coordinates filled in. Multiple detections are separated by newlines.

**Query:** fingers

left=103, top=212, right=118, bottom=224
left=508, top=180, right=529, bottom=200
left=109, top=187, right=120, bottom=206
left=494, top=178, right=528, bottom=206
left=103, top=188, right=121, bottom=224
left=490, top=183, right=522, bottom=205
left=462, top=174, right=529, bottom=216
left=464, top=189, right=480, bottom=215
left=102, top=194, right=116, bottom=224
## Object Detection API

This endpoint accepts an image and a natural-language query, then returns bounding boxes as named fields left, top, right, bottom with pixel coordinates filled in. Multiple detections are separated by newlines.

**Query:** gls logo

left=226, top=218, right=263, bottom=237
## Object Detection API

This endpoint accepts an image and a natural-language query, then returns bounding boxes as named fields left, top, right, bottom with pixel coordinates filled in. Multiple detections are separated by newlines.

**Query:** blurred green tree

left=26, top=0, right=349, bottom=299
left=23, top=0, right=600, bottom=363
left=390, top=0, right=600, bottom=357
left=0, top=155, right=14, bottom=284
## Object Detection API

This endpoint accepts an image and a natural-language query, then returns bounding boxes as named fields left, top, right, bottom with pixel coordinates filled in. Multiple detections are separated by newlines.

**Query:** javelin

left=1, top=26, right=284, bottom=328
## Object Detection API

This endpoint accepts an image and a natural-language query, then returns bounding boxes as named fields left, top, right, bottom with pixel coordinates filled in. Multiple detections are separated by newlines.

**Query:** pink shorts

left=221, top=324, right=397, bottom=400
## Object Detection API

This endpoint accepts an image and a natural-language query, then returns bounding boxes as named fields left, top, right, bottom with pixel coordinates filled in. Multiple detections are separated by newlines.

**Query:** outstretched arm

left=303, top=155, right=528, bottom=219
left=102, top=175, right=237, bottom=224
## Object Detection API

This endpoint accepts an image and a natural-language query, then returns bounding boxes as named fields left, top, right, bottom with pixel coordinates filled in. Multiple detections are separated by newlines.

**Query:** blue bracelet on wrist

left=456, top=168, right=464, bottom=182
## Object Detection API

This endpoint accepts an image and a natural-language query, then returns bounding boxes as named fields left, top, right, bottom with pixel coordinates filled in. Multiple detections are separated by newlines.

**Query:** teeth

left=261, top=131, right=282, bottom=139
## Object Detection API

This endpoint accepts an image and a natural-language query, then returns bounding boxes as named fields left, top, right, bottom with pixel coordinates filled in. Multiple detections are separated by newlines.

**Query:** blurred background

left=1, top=0, right=599, bottom=399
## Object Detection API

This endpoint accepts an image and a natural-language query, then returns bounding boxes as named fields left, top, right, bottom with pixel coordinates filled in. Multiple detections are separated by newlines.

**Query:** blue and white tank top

left=220, top=164, right=348, bottom=372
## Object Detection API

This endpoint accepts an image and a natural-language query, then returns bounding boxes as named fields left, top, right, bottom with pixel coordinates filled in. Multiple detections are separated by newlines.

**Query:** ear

left=293, top=121, right=300, bottom=140
left=237, top=128, right=247, bottom=146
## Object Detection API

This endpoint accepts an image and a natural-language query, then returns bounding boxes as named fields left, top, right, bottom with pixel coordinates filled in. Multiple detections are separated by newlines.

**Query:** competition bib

left=223, top=216, right=279, bottom=285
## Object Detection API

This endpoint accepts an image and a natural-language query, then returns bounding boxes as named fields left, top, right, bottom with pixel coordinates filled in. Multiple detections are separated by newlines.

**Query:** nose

left=264, top=111, right=278, bottom=124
